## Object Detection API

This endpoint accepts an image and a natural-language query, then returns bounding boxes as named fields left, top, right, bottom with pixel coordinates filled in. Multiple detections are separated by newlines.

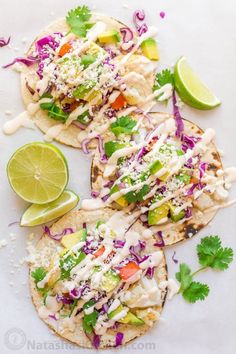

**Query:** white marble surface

left=0, top=0, right=235, bottom=353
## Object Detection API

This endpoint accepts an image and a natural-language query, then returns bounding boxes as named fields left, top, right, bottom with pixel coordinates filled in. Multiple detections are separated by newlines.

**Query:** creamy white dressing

left=86, top=22, right=107, bottom=42
left=2, top=111, right=34, bottom=135
left=159, top=279, right=180, bottom=300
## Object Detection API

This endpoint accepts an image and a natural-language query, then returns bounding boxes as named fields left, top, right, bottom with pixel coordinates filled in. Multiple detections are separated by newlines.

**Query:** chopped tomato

left=190, top=176, right=199, bottom=184
left=119, top=262, right=140, bottom=280
left=111, top=94, right=127, bottom=110
left=59, top=43, right=72, bottom=57
left=104, top=250, right=116, bottom=264
left=93, top=246, right=105, bottom=258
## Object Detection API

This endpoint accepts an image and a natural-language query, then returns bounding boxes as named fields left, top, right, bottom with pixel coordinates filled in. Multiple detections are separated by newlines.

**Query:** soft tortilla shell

left=91, top=114, right=223, bottom=246
left=29, top=209, right=168, bottom=348
left=21, top=14, right=155, bottom=149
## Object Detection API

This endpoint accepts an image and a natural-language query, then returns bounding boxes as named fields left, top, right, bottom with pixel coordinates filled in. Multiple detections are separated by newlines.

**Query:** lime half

left=174, top=57, right=221, bottom=110
left=21, top=190, right=79, bottom=226
left=7, top=142, right=68, bottom=204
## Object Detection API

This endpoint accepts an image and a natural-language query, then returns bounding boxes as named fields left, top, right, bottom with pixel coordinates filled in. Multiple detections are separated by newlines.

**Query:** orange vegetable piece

left=59, top=43, right=72, bottom=57
left=93, top=245, right=105, bottom=258
left=111, top=94, right=127, bottom=110
left=119, top=262, right=140, bottom=280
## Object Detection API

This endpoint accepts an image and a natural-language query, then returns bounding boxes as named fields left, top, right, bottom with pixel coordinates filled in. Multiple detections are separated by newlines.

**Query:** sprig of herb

left=110, top=116, right=137, bottom=137
left=153, top=68, right=174, bottom=101
left=176, top=236, right=233, bottom=303
left=40, top=101, right=68, bottom=123
left=66, top=6, right=94, bottom=37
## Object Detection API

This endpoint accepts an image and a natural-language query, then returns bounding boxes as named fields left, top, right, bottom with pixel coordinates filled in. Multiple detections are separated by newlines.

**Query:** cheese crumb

left=0, top=239, right=8, bottom=248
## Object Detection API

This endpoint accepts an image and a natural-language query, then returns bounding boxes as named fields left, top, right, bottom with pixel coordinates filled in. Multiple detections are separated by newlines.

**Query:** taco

left=29, top=209, right=169, bottom=348
left=89, top=113, right=228, bottom=246
left=20, top=6, right=160, bottom=149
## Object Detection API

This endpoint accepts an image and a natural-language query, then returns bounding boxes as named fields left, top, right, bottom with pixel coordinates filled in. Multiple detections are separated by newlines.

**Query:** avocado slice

left=149, top=160, right=163, bottom=175
left=104, top=141, right=127, bottom=158
left=109, top=176, right=133, bottom=207
left=141, top=38, right=159, bottom=61
left=108, top=305, right=144, bottom=325
left=80, top=54, right=97, bottom=68
left=100, top=269, right=120, bottom=292
left=98, top=30, right=121, bottom=44
left=61, top=229, right=87, bottom=249
left=169, top=203, right=185, bottom=222
left=148, top=203, right=170, bottom=226
left=73, top=81, right=96, bottom=99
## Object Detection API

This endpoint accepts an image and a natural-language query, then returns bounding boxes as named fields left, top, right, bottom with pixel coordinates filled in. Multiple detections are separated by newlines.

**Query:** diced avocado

left=98, top=30, right=121, bottom=44
left=73, top=81, right=96, bottom=99
left=149, top=160, right=163, bottom=175
left=109, top=176, right=133, bottom=207
left=104, top=141, right=127, bottom=158
left=119, top=311, right=144, bottom=325
left=86, top=91, right=102, bottom=104
left=77, top=110, right=92, bottom=125
left=176, top=172, right=191, bottom=185
left=100, top=269, right=120, bottom=292
left=96, top=220, right=105, bottom=229
left=148, top=204, right=169, bottom=226
left=158, top=171, right=169, bottom=181
left=169, top=203, right=185, bottom=222
left=141, top=38, right=159, bottom=61
left=80, top=54, right=97, bottom=68
left=86, top=42, right=105, bottom=56
left=108, top=305, right=144, bottom=325
left=61, top=229, right=87, bottom=249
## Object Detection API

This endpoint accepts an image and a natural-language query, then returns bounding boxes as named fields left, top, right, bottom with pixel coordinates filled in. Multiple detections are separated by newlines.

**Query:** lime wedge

left=21, top=190, right=79, bottom=226
left=7, top=142, right=68, bottom=204
left=174, top=56, right=221, bottom=110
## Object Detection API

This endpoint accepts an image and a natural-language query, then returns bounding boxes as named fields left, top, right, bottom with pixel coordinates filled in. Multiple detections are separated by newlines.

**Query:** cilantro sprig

left=66, top=6, right=94, bottom=37
left=176, top=236, right=233, bottom=303
left=110, top=116, right=137, bottom=137
left=153, top=68, right=174, bottom=101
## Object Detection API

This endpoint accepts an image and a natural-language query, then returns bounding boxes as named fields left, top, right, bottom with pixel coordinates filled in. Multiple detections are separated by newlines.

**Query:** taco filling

left=15, top=6, right=167, bottom=148
left=29, top=210, right=170, bottom=348
left=88, top=114, right=235, bottom=244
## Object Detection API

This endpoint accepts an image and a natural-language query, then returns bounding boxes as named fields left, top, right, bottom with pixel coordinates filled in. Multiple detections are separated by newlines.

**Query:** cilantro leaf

left=31, top=267, right=47, bottom=284
left=197, top=236, right=233, bottom=270
left=183, top=281, right=209, bottom=303
left=153, top=69, right=174, bottom=91
left=82, top=310, right=98, bottom=334
left=110, top=116, right=137, bottom=137
left=40, top=101, right=68, bottom=123
left=175, top=263, right=193, bottom=292
left=124, top=184, right=150, bottom=204
left=66, top=6, right=93, bottom=37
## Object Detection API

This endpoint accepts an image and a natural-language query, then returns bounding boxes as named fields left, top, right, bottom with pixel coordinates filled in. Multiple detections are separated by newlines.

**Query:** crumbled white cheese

left=0, top=239, right=8, bottom=248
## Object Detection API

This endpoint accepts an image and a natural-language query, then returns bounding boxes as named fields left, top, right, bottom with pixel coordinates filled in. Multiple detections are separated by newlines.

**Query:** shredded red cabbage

left=173, top=91, right=184, bottom=138
left=114, top=240, right=126, bottom=248
left=199, top=162, right=207, bottom=178
left=43, top=226, right=74, bottom=241
left=48, top=314, right=57, bottom=321
left=101, top=194, right=110, bottom=202
left=133, top=10, right=148, bottom=36
left=186, top=183, right=205, bottom=196
left=101, top=303, right=109, bottom=314
left=172, top=251, right=178, bottom=264
left=70, top=285, right=89, bottom=299
left=91, top=191, right=100, bottom=198
left=160, top=11, right=166, bottom=19
left=95, top=135, right=108, bottom=163
left=56, top=294, right=74, bottom=305
left=92, top=334, right=101, bottom=349
left=3, top=55, right=38, bottom=69
left=181, top=134, right=201, bottom=152
left=154, top=231, right=165, bottom=247
left=185, top=207, right=192, bottom=219
left=35, top=35, right=61, bottom=78
left=0, top=36, right=11, bottom=47
left=120, top=27, right=134, bottom=43
left=115, top=332, right=124, bottom=347
left=146, top=267, right=155, bottom=278
left=81, top=138, right=91, bottom=154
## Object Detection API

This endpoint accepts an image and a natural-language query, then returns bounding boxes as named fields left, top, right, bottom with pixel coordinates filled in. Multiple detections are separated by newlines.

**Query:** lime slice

left=174, top=56, right=221, bottom=110
left=7, top=142, right=68, bottom=204
left=21, top=190, right=79, bottom=226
